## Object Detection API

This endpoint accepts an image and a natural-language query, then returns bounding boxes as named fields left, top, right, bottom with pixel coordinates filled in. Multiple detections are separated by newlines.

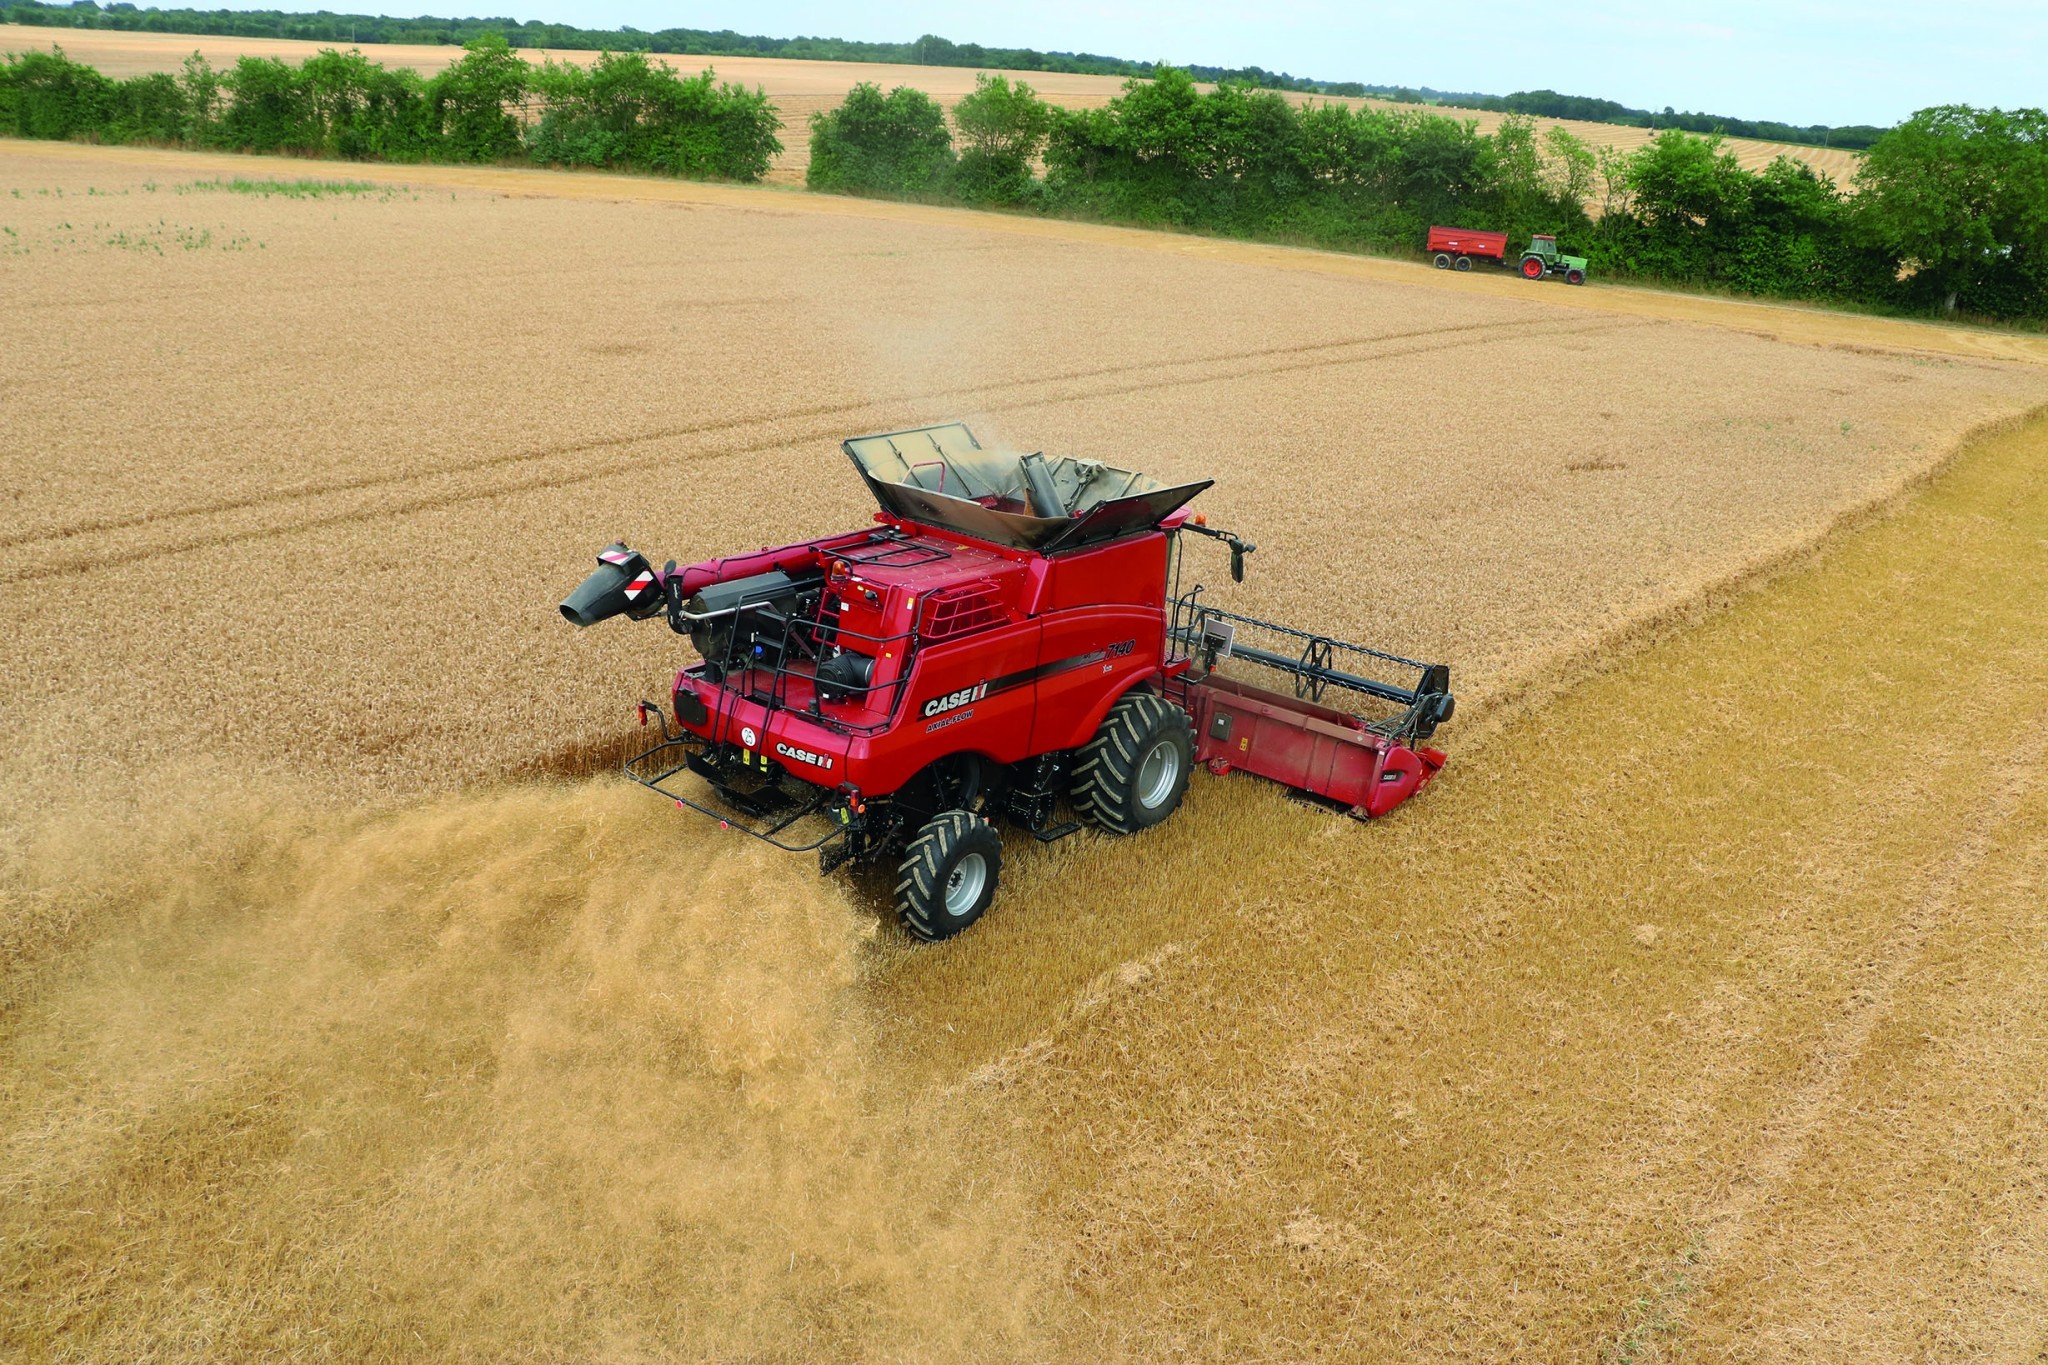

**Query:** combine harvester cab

left=560, top=423, right=1454, bottom=939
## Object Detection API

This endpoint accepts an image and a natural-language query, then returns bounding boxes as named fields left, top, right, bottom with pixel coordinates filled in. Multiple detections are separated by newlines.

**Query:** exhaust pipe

left=561, top=543, right=664, bottom=627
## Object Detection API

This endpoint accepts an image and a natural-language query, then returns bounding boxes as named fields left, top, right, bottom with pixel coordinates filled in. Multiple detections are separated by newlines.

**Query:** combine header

left=561, top=424, right=1454, bottom=939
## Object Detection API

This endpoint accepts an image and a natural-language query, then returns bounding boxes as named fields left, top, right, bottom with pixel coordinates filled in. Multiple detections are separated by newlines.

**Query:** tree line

left=808, top=72, right=2047, bottom=322
left=3, top=0, right=1883, bottom=150
left=1460, top=89, right=1884, bottom=153
left=0, top=37, right=780, bottom=177
left=4, top=39, right=2040, bottom=322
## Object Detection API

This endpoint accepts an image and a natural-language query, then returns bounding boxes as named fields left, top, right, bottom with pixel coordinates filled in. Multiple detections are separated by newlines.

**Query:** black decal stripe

left=982, top=649, right=1108, bottom=695
left=1034, top=650, right=1109, bottom=682
left=920, top=649, right=1116, bottom=715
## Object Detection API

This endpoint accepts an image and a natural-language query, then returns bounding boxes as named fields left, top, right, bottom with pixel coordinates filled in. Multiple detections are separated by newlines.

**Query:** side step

left=1032, top=819, right=1082, bottom=843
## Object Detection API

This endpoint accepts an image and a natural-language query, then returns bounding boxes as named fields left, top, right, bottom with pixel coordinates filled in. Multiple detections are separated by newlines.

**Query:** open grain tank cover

left=841, top=423, right=1212, bottom=553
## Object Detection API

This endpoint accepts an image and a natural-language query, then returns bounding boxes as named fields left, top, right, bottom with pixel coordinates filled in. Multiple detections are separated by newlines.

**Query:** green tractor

left=1520, top=235, right=1589, bottom=286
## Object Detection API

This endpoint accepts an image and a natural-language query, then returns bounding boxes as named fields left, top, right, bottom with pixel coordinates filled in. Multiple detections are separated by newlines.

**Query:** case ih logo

left=921, top=682, right=989, bottom=719
left=774, top=742, right=834, bottom=770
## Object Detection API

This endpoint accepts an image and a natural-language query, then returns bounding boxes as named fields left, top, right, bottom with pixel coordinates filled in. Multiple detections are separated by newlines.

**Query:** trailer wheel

left=1566, top=268, right=1586, bottom=286
left=1522, top=256, right=1545, bottom=279
left=1072, top=692, right=1194, bottom=835
left=1433, top=252, right=1451, bottom=270
left=896, top=811, right=1001, bottom=942
left=1453, top=255, right=1473, bottom=272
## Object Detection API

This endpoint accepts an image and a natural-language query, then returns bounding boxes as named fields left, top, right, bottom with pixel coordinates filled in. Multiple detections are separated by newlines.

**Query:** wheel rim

left=1524, top=258, right=1542, bottom=278
left=944, top=852, right=987, bottom=917
left=1135, top=738, right=1182, bottom=810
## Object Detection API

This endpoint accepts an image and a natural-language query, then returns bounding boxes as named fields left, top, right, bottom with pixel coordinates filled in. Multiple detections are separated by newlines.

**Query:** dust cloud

left=0, top=775, right=1050, bottom=1359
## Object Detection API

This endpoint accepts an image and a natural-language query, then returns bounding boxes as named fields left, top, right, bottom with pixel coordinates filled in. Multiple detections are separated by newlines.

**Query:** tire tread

left=1073, top=692, right=1191, bottom=835
left=895, top=810, right=1000, bottom=942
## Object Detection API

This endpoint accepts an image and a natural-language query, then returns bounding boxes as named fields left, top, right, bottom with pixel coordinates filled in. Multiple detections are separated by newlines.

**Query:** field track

left=0, top=24, right=1868, bottom=186
left=0, top=313, right=1639, bottom=577
left=3, top=141, right=2047, bottom=1357
left=0, top=317, right=1630, bottom=589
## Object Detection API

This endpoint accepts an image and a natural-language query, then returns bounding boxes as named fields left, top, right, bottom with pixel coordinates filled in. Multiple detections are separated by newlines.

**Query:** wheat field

left=3, top=142, right=2046, bottom=1358
left=0, top=24, right=1867, bottom=187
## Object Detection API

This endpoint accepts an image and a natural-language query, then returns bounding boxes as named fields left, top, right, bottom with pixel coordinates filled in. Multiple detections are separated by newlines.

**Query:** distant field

left=0, top=24, right=1868, bottom=187
left=3, top=142, right=2043, bottom=1358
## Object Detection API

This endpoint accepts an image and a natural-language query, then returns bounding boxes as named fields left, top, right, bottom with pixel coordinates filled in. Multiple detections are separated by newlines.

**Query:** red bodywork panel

left=664, top=513, right=1167, bottom=800
left=1182, top=673, right=1444, bottom=819
left=1426, top=224, right=1510, bottom=262
left=653, top=510, right=1441, bottom=821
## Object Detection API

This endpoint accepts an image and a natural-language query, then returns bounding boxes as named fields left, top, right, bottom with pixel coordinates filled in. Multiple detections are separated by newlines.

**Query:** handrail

left=689, top=572, right=924, bottom=738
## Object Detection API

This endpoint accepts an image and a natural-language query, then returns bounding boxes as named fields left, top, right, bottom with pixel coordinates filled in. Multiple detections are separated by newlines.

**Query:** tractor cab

left=1520, top=234, right=1590, bottom=285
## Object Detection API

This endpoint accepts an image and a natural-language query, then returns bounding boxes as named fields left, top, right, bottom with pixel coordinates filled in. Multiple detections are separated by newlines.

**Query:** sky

left=187, top=1, right=2044, bottom=127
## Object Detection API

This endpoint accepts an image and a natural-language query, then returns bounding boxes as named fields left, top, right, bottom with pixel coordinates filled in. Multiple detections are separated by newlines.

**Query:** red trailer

left=1426, top=224, right=1509, bottom=272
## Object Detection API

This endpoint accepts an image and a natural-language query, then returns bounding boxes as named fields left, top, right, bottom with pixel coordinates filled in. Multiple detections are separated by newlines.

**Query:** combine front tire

left=1073, top=692, right=1194, bottom=835
left=896, top=811, right=1001, bottom=941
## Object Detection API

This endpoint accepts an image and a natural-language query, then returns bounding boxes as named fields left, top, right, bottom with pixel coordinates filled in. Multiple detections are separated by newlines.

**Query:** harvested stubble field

left=3, top=141, right=2047, bottom=1359
left=0, top=24, right=1866, bottom=187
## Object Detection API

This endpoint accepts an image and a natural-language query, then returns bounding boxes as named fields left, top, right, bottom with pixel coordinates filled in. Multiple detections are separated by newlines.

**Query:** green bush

left=428, top=33, right=526, bottom=163
left=219, top=55, right=317, bottom=152
left=104, top=70, right=185, bottom=143
left=526, top=52, right=779, bottom=180
left=0, top=39, right=783, bottom=183
left=1040, top=69, right=1501, bottom=250
left=1854, top=105, right=2048, bottom=318
left=0, top=46, right=112, bottom=140
left=297, top=47, right=433, bottom=160
left=951, top=72, right=1049, bottom=204
left=807, top=82, right=954, bottom=195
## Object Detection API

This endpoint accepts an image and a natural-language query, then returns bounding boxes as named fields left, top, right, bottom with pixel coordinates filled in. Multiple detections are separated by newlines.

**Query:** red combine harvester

left=561, top=424, right=1454, bottom=939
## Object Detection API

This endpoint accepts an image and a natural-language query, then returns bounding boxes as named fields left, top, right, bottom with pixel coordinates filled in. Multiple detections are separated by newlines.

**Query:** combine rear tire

left=1072, top=692, right=1194, bottom=835
left=1433, top=252, right=1451, bottom=269
left=896, top=811, right=1001, bottom=941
